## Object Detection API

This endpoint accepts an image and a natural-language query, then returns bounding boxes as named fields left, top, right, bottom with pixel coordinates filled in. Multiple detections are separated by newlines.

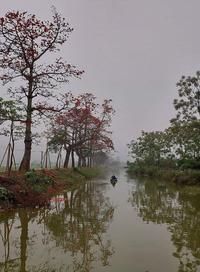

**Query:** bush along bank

left=0, top=167, right=101, bottom=210
left=127, top=162, right=200, bottom=186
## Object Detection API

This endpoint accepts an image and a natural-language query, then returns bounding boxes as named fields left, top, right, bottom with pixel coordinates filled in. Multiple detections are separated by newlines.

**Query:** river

left=0, top=170, right=200, bottom=272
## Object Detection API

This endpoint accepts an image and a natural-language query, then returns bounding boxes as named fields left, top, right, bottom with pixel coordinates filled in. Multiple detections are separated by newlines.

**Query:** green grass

left=53, top=167, right=103, bottom=191
left=127, top=165, right=200, bottom=185
left=52, top=167, right=102, bottom=184
left=74, top=167, right=102, bottom=179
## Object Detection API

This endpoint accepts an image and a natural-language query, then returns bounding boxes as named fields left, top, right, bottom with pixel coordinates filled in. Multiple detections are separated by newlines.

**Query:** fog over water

left=1, top=0, right=200, bottom=161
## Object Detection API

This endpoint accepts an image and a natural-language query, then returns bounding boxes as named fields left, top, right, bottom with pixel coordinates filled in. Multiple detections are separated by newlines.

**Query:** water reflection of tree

left=128, top=178, right=200, bottom=272
left=45, top=181, right=115, bottom=271
left=0, top=209, right=40, bottom=272
left=0, top=181, right=114, bottom=272
left=0, top=211, right=16, bottom=271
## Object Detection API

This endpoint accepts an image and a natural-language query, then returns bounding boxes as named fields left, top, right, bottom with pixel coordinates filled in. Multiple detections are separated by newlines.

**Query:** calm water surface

left=0, top=171, right=200, bottom=272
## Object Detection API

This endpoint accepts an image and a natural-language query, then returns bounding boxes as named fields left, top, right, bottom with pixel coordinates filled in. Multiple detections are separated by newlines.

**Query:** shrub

left=25, top=169, right=54, bottom=189
left=0, top=186, right=12, bottom=201
left=178, top=159, right=200, bottom=170
left=25, top=169, right=38, bottom=183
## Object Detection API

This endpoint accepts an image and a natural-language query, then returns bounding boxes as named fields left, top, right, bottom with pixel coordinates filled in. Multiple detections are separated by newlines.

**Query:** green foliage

left=128, top=130, right=175, bottom=168
left=178, top=159, right=200, bottom=170
left=25, top=169, right=38, bottom=183
left=173, top=71, right=200, bottom=122
left=25, top=169, right=54, bottom=192
left=0, top=97, right=23, bottom=124
left=128, top=70, right=200, bottom=181
left=167, top=120, right=200, bottom=160
left=0, top=186, right=11, bottom=201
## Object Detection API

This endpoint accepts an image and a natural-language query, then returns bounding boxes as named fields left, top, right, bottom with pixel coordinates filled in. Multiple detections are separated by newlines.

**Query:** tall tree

left=0, top=9, right=84, bottom=170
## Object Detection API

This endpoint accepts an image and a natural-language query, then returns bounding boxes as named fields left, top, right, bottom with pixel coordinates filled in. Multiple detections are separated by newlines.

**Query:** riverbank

left=127, top=166, right=200, bottom=185
left=0, top=167, right=102, bottom=211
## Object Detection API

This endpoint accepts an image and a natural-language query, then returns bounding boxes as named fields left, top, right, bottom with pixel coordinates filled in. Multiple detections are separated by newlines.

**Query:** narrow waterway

left=0, top=170, right=200, bottom=272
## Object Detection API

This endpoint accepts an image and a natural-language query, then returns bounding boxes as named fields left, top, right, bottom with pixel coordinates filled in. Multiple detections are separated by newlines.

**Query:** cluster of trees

left=0, top=8, right=114, bottom=171
left=128, top=71, right=200, bottom=170
left=48, top=92, right=114, bottom=168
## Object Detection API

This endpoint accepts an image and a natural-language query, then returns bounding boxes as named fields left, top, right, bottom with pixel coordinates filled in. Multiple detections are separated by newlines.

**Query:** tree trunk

left=87, top=157, right=90, bottom=167
left=8, top=121, right=14, bottom=175
left=56, top=147, right=63, bottom=169
left=82, top=157, right=86, bottom=167
left=89, top=157, right=92, bottom=168
left=71, top=149, right=75, bottom=168
left=64, top=148, right=71, bottom=168
left=19, top=93, right=33, bottom=171
left=78, top=156, right=82, bottom=167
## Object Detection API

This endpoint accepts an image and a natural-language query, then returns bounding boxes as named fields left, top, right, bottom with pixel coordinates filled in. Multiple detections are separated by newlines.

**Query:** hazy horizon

left=1, top=0, right=200, bottom=162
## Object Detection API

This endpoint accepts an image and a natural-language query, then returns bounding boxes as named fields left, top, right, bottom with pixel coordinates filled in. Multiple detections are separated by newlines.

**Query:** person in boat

left=111, top=175, right=117, bottom=181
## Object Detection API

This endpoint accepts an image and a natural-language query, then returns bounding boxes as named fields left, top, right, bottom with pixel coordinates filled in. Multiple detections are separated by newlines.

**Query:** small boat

left=110, top=176, right=117, bottom=187
left=110, top=177, right=117, bottom=187
left=110, top=176, right=118, bottom=182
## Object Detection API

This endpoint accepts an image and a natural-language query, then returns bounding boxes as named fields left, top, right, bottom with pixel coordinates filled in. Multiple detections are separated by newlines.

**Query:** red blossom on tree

left=48, top=92, right=114, bottom=168
left=0, top=8, right=84, bottom=170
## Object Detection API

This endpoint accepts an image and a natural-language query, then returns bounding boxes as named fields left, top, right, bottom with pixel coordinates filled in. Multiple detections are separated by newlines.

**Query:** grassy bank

left=0, top=167, right=102, bottom=210
left=127, top=164, right=200, bottom=185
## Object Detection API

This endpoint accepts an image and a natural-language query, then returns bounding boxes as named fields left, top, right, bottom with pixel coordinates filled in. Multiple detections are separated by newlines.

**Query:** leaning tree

left=0, top=8, right=84, bottom=170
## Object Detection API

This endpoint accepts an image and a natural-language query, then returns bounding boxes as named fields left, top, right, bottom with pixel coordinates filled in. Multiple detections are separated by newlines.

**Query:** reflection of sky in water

left=0, top=172, right=200, bottom=272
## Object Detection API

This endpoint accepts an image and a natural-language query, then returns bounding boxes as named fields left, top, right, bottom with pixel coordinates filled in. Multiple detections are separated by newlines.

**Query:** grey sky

left=1, top=0, right=200, bottom=161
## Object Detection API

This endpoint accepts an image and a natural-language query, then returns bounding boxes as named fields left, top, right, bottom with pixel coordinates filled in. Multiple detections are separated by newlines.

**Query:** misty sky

left=1, top=0, right=200, bottom=161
